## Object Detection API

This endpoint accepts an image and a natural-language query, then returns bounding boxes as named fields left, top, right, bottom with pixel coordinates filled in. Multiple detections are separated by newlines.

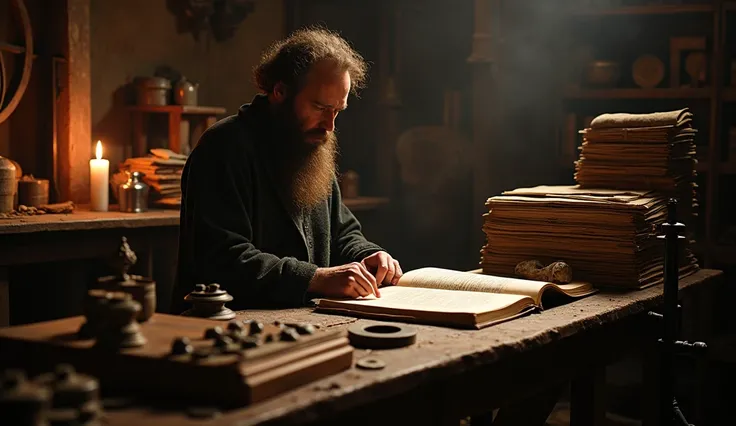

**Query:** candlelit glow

left=96, top=140, right=103, bottom=160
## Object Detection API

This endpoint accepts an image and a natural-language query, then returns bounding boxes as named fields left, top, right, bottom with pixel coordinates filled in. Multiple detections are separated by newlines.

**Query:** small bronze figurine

left=96, top=237, right=156, bottom=322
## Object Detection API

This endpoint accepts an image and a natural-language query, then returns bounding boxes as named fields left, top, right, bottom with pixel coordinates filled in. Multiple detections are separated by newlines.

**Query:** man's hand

left=361, top=251, right=403, bottom=287
left=308, top=262, right=380, bottom=298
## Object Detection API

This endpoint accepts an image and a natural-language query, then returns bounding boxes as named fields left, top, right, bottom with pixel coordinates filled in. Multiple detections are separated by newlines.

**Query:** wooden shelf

left=343, top=197, right=389, bottom=212
left=710, top=244, right=736, bottom=265
left=129, top=105, right=227, bottom=157
left=572, top=4, right=714, bottom=17
left=128, top=105, right=227, bottom=115
left=564, top=88, right=711, bottom=99
left=695, top=161, right=736, bottom=174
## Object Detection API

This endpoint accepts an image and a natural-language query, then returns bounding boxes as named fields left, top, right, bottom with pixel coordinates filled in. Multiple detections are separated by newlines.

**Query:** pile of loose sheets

left=574, top=108, right=698, bottom=226
left=480, top=185, right=699, bottom=289
left=119, top=149, right=186, bottom=208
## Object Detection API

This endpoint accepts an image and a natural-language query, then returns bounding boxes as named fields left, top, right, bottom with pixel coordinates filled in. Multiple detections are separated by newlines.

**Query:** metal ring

left=347, top=322, right=417, bottom=349
left=0, top=0, right=33, bottom=124
left=356, top=357, right=386, bottom=370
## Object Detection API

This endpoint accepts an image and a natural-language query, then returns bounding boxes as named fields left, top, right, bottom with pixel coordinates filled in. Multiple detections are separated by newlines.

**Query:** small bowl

left=585, top=60, right=621, bottom=87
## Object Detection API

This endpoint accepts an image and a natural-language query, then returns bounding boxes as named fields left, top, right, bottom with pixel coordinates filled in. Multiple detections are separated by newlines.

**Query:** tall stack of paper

left=480, top=185, right=699, bottom=289
left=120, top=149, right=186, bottom=207
left=574, top=108, right=698, bottom=226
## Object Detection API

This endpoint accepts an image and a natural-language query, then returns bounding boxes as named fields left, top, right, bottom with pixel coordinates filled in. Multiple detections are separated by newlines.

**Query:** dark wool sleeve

left=329, top=179, right=384, bottom=265
left=180, top=132, right=318, bottom=308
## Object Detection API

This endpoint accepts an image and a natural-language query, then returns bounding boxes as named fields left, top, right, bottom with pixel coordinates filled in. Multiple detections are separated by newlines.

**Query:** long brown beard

left=287, top=131, right=338, bottom=211
left=270, top=100, right=339, bottom=211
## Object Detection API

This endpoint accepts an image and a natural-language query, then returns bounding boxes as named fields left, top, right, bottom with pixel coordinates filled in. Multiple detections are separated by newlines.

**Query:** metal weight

left=347, top=322, right=417, bottom=350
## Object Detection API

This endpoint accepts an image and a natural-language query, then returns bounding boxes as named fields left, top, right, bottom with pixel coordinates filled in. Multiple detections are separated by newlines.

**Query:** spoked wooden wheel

left=0, top=0, right=33, bottom=124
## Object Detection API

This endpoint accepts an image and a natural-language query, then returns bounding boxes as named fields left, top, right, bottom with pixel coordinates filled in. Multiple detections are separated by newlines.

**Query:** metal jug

left=174, top=77, right=199, bottom=106
left=119, top=171, right=149, bottom=213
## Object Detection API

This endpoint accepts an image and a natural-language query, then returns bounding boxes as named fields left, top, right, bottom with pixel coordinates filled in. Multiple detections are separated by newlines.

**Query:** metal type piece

left=356, top=357, right=386, bottom=370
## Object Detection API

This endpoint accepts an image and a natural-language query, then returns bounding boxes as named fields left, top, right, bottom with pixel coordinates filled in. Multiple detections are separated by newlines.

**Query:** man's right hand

left=308, top=262, right=379, bottom=298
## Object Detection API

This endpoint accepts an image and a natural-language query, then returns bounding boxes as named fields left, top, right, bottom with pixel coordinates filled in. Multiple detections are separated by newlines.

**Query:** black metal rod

left=660, top=199, right=677, bottom=425
left=658, top=199, right=694, bottom=426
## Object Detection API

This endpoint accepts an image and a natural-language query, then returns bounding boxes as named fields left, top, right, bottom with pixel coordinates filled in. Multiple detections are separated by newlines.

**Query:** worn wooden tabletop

left=100, top=268, right=722, bottom=426
left=0, top=205, right=180, bottom=234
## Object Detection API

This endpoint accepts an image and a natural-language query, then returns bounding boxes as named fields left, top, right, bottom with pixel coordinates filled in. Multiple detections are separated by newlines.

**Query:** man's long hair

left=253, top=26, right=368, bottom=96
left=254, top=27, right=368, bottom=211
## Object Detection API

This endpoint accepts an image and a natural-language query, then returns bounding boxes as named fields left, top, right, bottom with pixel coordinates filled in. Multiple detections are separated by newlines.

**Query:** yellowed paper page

left=397, top=267, right=548, bottom=302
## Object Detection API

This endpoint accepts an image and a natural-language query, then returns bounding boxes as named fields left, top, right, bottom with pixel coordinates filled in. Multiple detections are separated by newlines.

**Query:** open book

left=314, top=267, right=597, bottom=329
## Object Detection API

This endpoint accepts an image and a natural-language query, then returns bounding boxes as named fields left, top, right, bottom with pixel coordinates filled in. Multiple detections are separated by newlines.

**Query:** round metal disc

left=356, top=357, right=386, bottom=370
left=347, top=322, right=417, bottom=349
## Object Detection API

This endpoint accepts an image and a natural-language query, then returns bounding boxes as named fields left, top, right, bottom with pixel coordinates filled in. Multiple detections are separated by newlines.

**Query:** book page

left=337, top=286, right=529, bottom=313
left=315, top=286, right=536, bottom=329
left=397, top=267, right=549, bottom=301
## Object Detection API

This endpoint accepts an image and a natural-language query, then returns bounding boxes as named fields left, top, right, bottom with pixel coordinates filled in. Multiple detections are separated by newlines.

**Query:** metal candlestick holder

left=648, top=198, right=707, bottom=426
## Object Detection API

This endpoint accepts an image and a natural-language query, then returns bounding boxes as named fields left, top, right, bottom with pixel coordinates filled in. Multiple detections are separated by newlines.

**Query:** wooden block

left=0, top=313, right=353, bottom=407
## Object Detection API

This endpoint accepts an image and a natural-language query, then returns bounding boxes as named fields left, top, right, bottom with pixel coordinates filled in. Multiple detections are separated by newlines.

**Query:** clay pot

left=0, top=156, right=18, bottom=213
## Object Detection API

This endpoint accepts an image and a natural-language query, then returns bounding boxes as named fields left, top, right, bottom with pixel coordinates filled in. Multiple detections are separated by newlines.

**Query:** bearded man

left=172, top=28, right=402, bottom=311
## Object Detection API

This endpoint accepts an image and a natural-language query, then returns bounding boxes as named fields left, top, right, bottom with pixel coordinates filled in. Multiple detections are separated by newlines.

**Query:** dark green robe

left=172, top=95, right=383, bottom=312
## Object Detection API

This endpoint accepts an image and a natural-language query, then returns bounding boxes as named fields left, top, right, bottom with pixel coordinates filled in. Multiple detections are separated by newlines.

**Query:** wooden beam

left=376, top=0, right=401, bottom=200
left=570, top=367, right=607, bottom=426
left=467, top=0, right=497, bottom=257
left=58, top=0, right=91, bottom=204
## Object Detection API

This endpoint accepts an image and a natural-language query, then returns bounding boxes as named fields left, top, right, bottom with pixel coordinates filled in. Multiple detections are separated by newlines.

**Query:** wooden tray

left=0, top=314, right=353, bottom=408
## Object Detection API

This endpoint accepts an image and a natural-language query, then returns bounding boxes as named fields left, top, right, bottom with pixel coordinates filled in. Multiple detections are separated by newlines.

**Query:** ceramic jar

left=0, top=156, right=18, bottom=213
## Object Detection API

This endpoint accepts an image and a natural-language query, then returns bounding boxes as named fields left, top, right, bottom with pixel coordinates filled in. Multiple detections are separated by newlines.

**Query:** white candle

left=90, top=140, right=109, bottom=212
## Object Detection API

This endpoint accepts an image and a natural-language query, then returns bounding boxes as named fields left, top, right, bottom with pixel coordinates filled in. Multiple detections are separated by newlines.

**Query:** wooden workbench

left=0, top=206, right=180, bottom=326
left=99, top=268, right=721, bottom=426
left=0, top=199, right=388, bottom=326
left=0, top=206, right=179, bottom=234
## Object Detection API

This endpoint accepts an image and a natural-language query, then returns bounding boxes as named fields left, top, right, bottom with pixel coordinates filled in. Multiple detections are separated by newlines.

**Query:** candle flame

left=95, top=141, right=102, bottom=160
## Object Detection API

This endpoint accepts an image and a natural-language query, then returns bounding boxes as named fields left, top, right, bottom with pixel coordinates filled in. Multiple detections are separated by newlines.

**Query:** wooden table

left=99, top=268, right=722, bottom=426
left=0, top=206, right=180, bottom=326
left=0, top=200, right=387, bottom=326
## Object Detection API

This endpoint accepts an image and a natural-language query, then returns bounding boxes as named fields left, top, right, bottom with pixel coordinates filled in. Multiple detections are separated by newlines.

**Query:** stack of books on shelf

left=115, top=149, right=186, bottom=208
left=574, top=108, right=698, bottom=228
left=480, top=185, right=699, bottom=289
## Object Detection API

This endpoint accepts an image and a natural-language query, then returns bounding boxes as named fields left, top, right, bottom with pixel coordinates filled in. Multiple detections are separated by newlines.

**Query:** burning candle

left=90, top=140, right=109, bottom=212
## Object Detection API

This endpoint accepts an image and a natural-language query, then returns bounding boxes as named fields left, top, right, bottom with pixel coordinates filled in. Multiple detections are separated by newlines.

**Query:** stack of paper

left=120, top=149, right=185, bottom=207
left=574, top=108, right=698, bottom=225
left=479, top=185, right=699, bottom=289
